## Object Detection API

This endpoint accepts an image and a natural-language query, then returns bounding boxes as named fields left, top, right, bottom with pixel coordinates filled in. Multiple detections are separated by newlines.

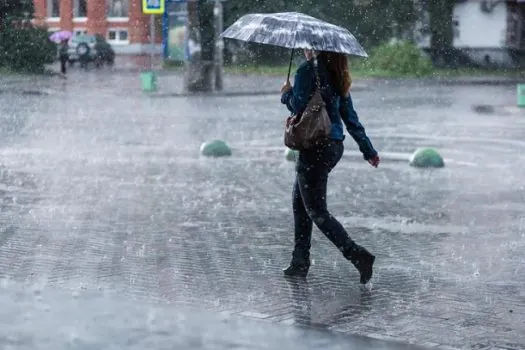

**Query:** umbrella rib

left=291, top=13, right=300, bottom=51
left=245, top=14, right=266, bottom=44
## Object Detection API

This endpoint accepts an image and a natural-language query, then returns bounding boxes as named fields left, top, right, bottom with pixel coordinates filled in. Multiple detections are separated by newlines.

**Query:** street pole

left=140, top=0, right=161, bottom=92
left=184, top=0, right=215, bottom=92
left=184, top=0, right=204, bottom=92
left=213, top=0, right=223, bottom=91
left=150, top=14, right=155, bottom=70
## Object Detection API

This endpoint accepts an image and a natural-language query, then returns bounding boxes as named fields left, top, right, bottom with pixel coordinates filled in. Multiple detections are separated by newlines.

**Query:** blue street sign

left=143, top=0, right=165, bottom=14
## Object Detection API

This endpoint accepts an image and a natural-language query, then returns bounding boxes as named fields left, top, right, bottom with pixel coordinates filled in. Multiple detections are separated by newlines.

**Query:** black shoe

left=345, top=245, right=375, bottom=284
left=283, top=263, right=309, bottom=278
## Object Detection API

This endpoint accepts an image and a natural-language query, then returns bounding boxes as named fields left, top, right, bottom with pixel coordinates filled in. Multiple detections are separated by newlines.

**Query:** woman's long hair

left=317, top=51, right=351, bottom=97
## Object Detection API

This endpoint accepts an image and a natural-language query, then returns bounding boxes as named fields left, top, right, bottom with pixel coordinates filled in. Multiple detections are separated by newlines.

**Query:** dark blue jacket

left=281, top=59, right=377, bottom=160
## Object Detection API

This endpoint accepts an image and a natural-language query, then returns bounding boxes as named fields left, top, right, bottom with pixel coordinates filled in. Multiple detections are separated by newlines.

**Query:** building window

left=106, top=0, right=129, bottom=18
left=47, top=0, right=60, bottom=18
left=107, top=28, right=129, bottom=44
left=73, top=0, right=87, bottom=18
left=119, top=30, right=128, bottom=41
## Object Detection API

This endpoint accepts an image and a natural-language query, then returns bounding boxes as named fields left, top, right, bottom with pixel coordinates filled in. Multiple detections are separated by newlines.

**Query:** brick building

left=33, top=0, right=162, bottom=54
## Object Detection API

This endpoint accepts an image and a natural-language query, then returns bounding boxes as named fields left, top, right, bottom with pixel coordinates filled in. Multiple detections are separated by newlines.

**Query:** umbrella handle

left=287, top=48, right=294, bottom=82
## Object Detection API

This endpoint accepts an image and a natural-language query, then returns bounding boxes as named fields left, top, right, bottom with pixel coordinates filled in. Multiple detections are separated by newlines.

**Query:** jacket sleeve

left=280, top=64, right=314, bottom=115
left=340, top=94, right=377, bottom=160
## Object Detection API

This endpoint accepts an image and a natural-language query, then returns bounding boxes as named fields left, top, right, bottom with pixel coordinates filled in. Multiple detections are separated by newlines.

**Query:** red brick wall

left=129, top=0, right=147, bottom=43
left=33, top=0, right=46, bottom=26
left=87, top=0, right=107, bottom=35
left=128, top=0, right=162, bottom=44
left=59, top=0, right=73, bottom=31
left=31, top=0, right=162, bottom=44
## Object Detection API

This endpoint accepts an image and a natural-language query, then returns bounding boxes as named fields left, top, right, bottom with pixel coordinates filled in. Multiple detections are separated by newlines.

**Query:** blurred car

left=68, top=34, right=115, bottom=68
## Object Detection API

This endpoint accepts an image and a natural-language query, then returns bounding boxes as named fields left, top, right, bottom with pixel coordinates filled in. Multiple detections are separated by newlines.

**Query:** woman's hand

left=281, top=80, right=292, bottom=94
left=368, top=155, right=380, bottom=168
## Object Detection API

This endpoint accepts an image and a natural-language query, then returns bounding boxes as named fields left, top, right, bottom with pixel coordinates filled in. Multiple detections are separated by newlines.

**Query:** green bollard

left=200, top=140, right=232, bottom=157
left=409, top=148, right=445, bottom=168
left=517, top=84, right=525, bottom=107
left=140, top=71, right=158, bottom=92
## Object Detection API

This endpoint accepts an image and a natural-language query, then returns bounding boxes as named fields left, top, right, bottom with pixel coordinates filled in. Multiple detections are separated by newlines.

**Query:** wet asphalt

left=0, top=66, right=524, bottom=349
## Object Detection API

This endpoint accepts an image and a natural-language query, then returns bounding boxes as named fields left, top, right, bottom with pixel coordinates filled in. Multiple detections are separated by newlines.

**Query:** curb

left=123, top=72, right=525, bottom=87
left=2, top=71, right=523, bottom=88
left=149, top=90, right=280, bottom=98
left=147, top=84, right=369, bottom=98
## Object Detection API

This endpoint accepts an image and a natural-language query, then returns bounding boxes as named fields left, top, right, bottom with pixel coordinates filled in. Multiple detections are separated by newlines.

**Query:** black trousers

left=291, top=140, right=355, bottom=264
left=59, top=55, right=68, bottom=74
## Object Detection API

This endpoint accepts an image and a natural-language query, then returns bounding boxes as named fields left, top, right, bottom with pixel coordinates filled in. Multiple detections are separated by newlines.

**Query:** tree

left=427, top=0, right=457, bottom=66
left=0, top=0, right=33, bottom=30
left=221, top=0, right=419, bottom=64
left=0, top=0, right=56, bottom=72
left=344, top=0, right=418, bottom=48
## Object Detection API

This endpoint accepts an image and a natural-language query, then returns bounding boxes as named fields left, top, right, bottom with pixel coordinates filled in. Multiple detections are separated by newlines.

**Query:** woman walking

left=281, top=50, right=380, bottom=284
left=58, top=39, right=69, bottom=77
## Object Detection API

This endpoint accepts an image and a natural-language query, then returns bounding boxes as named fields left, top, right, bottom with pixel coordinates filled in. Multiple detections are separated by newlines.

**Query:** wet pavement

left=1, top=279, right=430, bottom=350
left=1, top=67, right=525, bottom=350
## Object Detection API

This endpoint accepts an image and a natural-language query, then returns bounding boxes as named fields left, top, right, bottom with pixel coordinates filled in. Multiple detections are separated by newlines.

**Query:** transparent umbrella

left=220, top=12, right=368, bottom=80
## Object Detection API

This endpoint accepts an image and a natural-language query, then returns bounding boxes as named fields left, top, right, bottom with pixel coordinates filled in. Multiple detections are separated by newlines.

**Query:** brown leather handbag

left=284, top=64, right=332, bottom=151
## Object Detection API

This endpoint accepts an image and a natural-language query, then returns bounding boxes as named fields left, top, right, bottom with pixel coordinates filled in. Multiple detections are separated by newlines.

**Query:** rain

left=1, top=0, right=525, bottom=349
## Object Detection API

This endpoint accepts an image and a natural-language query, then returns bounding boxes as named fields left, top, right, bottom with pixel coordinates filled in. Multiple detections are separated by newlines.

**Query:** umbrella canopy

left=49, top=30, right=73, bottom=43
left=220, top=12, right=367, bottom=57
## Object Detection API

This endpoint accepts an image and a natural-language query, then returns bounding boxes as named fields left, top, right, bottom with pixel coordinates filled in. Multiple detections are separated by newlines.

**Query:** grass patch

left=162, top=60, right=185, bottom=71
left=224, top=64, right=291, bottom=76
left=357, top=41, right=433, bottom=77
left=0, top=65, right=59, bottom=77
left=0, top=67, right=15, bottom=75
left=141, top=55, right=525, bottom=79
left=222, top=64, right=409, bottom=78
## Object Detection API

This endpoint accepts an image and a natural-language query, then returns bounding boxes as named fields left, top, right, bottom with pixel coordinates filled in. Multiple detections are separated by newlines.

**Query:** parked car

left=68, top=34, right=115, bottom=68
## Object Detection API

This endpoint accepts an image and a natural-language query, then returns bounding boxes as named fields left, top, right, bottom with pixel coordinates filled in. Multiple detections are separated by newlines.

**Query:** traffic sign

left=142, top=0, right=165, bottom=14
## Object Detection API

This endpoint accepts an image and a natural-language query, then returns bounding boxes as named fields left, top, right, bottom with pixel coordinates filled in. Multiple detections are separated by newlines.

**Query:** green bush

left=356, top=40, right=433, bottom=77
left=0, top=26, right=57, bottom=73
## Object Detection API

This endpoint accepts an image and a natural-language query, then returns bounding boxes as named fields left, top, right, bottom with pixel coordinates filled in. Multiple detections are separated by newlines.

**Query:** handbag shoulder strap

left=310, top=58, right=327, bottom=108
left=312, top=58, right=321, bottom=91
